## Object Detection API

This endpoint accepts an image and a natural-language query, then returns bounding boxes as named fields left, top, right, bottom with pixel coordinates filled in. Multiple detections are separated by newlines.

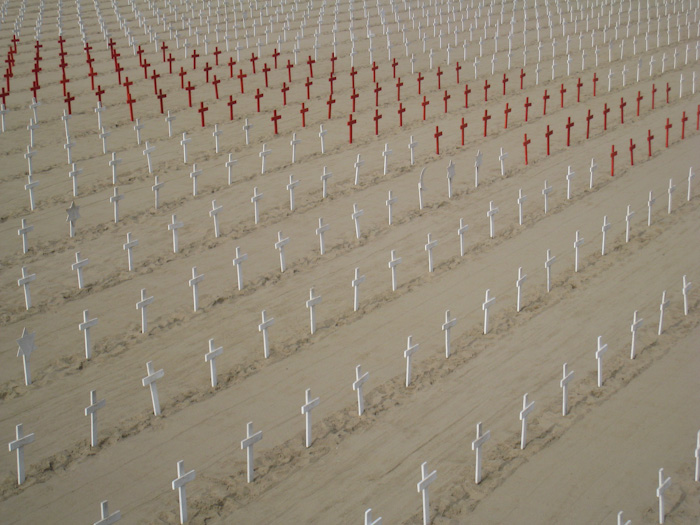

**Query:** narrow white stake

left=566, top=166, right=575, bottom=199
left=382, top=143, right=392, bottom=175
left=17, top=266, right=36, bottom=310
left=542, top=180, right=553, bottom=213
left=205, top=338, right=223, bottom=388
left=667, top=178, right=676, bottom=214
left=301, top=388, right=320, bottom=447
left=560, top=363, right=575, bottom=415
left=251, top=187, right=263, bottom=224
left=94, top=500, right=121, bottom=525
left=658, top=290, right=670, bottom=335
left=688, top=167, right=695, bottom=201
left=648, top=191, right=656, bottom=226
left=595, top=336, right=608, bottom=387
left=474, top=150, right=483, bottom=187
left=275, top=231, right=290, bottom=272
left=79, top=309, right=98, bottom=360
left=694, top=430, right=700, bottom=482
left=386, top=190, right=397, bottom=225
left=72, top=251, right=89, bottom=289
left=446, top=159, right=455, bottom=198
left=408, top=136, right=417, bottom=165
left=471, top=422, right=490, bottom=484
left=516, top=267, right=527, bottom=312
left=404, top=336, right=419, bottom=387
left=682, top=275, right=692, bottom=316
left=351, top=203, right=364, bottom=239
left=545, top=249, right=556, bottom=292
left=519, top=393, right=535, bottom=449
left=458, top=219, right=469, bottom=256
left=656, top=468, right=671, bottom=524
left=517, top=189, right=527, bottom=225
left=136, top=289, right=154, bottom=334
left=8, top=423, right=35, bottom=485
left=352, top=268, right=365, bottom=312
left=482, top=289, right=496, bottom=334
left=171, top=460, right=195, bottom=524
left=418, top=168, right=426, bottom=209
left=417, top=462, right=437, bottom=525
left=189, top=266, right=204, bottom=312
left=442, top=310, right=457, bottom=358
left=316, top=218, right=329, bottom=255
left=630, top=310, right=643, bottom=359
left=352, top=365, right=369, bottom=415
left=180, top=132, right=191, bottom=163
left=142, top=361, right=164, bottom=416
left=241, top=422, right=263, bottom=482
left=389, top=250, right=402, bottom=291
left=601, top=215, right=612, bottom=255
left=625, top=205, right=634, bottom=243
left=16, top=328, right=35, bottom=386
left=258, top=310, right=275, bottom=359
left=574, top=231, right=584, bottom=272
left=18, top=218, right=33, bottom=254
left=425, top=233, right=438, bottom=272
left=286, top=175, right=299, bottom=211
left=85, top=390, right=105, bottom=447
left=306, top=287, right=322, bottom=334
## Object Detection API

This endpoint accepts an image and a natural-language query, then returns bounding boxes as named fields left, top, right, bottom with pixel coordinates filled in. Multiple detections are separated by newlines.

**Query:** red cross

left=262, top=63, right=271, bottom=87
left=191, top=49, right=199, bottom=69
left=30, top=81, right=39, bottom=99
left=392, top=57, right=398, bottom=78
left=60, top=75, right=70, bottom=96
left=32, top=63, right=41, bottom=85
left=520, top=68, right=526, bottom=89
left=576, top=77, right=583, bottom=102
left=213, top=47, right=221, bottom=66
left=115, top=62, right=125, bottom=85
left=95, top=85, right=105, bottom=103
left=592, top=72, right=598, bottom=96
left=566, top=116, right=574, bottom=146
left=179, top=67, right=187, bottom=88
left=329, top=73, right=337, bottom=95
left=483, top=78, right=490, bottom=101
left=665, top=82, right=671, bottom=104
left=434, top=126, right=443, bottom=155
left=57, top=35, right=65, bottom=51
left=560, top=83, right=566, bottom=108
left=524, top=97, right=532, bottom=121
left=443, top=90, right=450, bottom=113
left=460, top=117, right=468, bottom=145
left=3, top=69, right=10, bottom=91
left=523, top=133, right=531, bottom=164
left=374, top=109, right=382, bottom=135
left=228, top=56, right=236, bottom=78
left=502, top=73, right=508, bottom=95
left=330, top=53, right=337, bottom=74
left=198, top=101, right=208, bottom=127
left=629, top=138, right=636, bottom=165
left=107, top=39, right=115, bottom=54
left=238, top=69, right=247, bottom=93
left=347, top=113, right=357, bottom=143
left=0, top=87, right=8, bottom=105
left=619, top=97, right=627, bottom=123
left=455, top=61, right=461, bottom=84
left=667, top=117, right=674, bottom=147
left=464, top=83, right=471, bottom=108
left=398, top=103, right=406, bottom=127
left=327, top=94, right=336, bottom=119
left=504, top=102, right=512, bottom=128
left=204, top=62, right=212, bottom=83
left=305, top=77, right=313, bottom=99
left=167, top=53, right=175, bottom=74
left=350, top=67, right=358, bottom=89
left=610, top=145, right=618, bottom=176
left=351, top=89, right=359, bottom=112
left=647, top=129, right=654, bottom=156
left=212, top=75, right=220, bottom=99
left=374, top=82, right=382, bottom=106
left=250, top=53, right=258, bottom=74
left=123, top=76, right=134, bottom=95
left=542, top=89, right=549, bottom=115
left=300, top=103, right=308, bottom=127
left=436, top=67, right=443, bottom=89
left=85, top=55, right=93, bottom=68
left=636, top=91, right=643, bottom=116
left=482, top=109, right=491, bottom=137
left=141, top=59, right=150, bottom=79
left=421, top=95, right=430, bottom=120
left=272, top=48, right=280, bottom=69
left=151, top=70, right=160, bottom=95
left=396, top=77, right=403, bottom=101
left=88, top=67, right=97, bottom=90
left=12, top=34, right=20, bottom=53
left=255, top=89, right=264, bottom=112
left=228, top=96, right=237, bottom=120
left=603, top=103, right=610, bottom=130
left=681, top=111, right=688, bottom=139
left=286, top=59, right=294, bottom=82
left=36, top=40, right=44, bottom=54
left=185, top=81, right=195, bottom=107
left=271, top=109, right=281, bottom=134
left=651, top=83, right=657, bottom=109
left=586, top=109, right=594, bottom=139
left=126, top=92, right=136, bottom=121
left=304, top=56, right=315, bottom=78
left=417, top=72, right=424, bottom=94
left=137, top=46, right=145, bottom=66
left=281, top=82, right=289, bottom=105
left=545, top=125, right=553, bottom=155
left=161, top=41, right=169, bottom=62
left=372, top=61, right=378, bottom=82
left=157, top=89, right=167, bottom=113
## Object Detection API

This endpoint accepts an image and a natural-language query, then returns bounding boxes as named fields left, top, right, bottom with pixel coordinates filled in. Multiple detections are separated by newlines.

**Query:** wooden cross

left=142, top=361, right=164, bottom=415
left=258, top=310, right=275, bottom=359
left=275, top=231, right=290, bottom=272
left=573, top=231, right=584, bottom=272
left=171, top=460, right=195, bottom=524
left=301, top=388, right=320, bottom=447
left=79, top=309, right=98, bottom=360
left=94, top=500, right=120, bottom=525
left=595, top=336, right=608, bottom=387
left=482, top=289, right=496, bottom=334
left=486, top=201, right=499, bottom=239
left=519, top=393, right=535, bottom=449
left=8, top=423, right=35, bottom=485
left=85, top=390, right=105, bottom=447
left=656, top=468, right=671, bottom=524
left=305, top=287, right=322, bottom=334
left=352, top=365, right=369, bottom=415
left=417, top=462, right=437, bottom=525
left=545, top=249, right=557, bottom=292
left=241, top=422, right=263, bottom=482
left=471, top=422, right=490, bottom=484
left=442, top=310, right=457, bottom=358
left=72, top=252, right=89, bottom=289
left=560, top=363, right=575, bottom=416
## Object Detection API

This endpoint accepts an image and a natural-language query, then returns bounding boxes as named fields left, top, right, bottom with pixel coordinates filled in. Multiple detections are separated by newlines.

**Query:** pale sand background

left=1, top=0, right=699, bottom=523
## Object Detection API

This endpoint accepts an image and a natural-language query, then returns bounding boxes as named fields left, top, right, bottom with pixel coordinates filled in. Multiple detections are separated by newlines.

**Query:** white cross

left=682, top=275, right=692, bottom=316
left=166, top=110, right=176, bottom=137
left=416, top=462, right=437, bottom=525
left=408, top=136, right=418, bottom=165
left=85, top=389, right=105, bottom=447
left=656, top=468, right=671, bottom=524
left=24, top=146, right=36, bottom=176
left=180, top=132, right=191, bottom=163
left=230, top=246, right=248, bottom=291
left=446, top=159, right=456, bottom=198
left=0, top=103, right=8, bottom=132
left=352, top=364, right=369, bottom=415
left=142, top=361, right=164, bottom=415
left=404, top=335, right=419, bottom=387
left=275, top=231, right=290, bottom=272
left=258, top=310, right=275, bottom=359
left=134, top=118, right=144, bottom=145
left=93, top=500, right=121, bottom=525
left=625, top=205, right=634, bottom=243
left=225, top=154, right=237, bottom=185
left=286, top=175, right=300, bottom=211
left=25, top=175, right=39, bottom=211
left=688, top=167, right=695, bottom=201
left=72, top=251, right=89, bottom=289
left=354, top=154, right=364, bottom=184
left=212, top=124, right=222, bottom=153
left=425, top=233, right=438, bottom=273
left=243, top=118, right=253, bottom=145
left=560, top=363, right=575, bottom=416
left=442, top=309, right=457, bottom=358
left=318, top=124, right=328, bottom=154
left=498, top=148, right=508, bottom=176
left=142, top=141, right=155, bottom=174
left=67, top=163, right=83, bottom=197
left=352, top=268, right=365, bottom=312
left=259, top=143, right=271, bottom=174
left=657, top=289, right=670, bottom=335
left=306, top=287, right=322, bottom=334
left=455, top=218, right=469, bottom=257
left=667, top=178, right=676, bottom=214
left=17, top=266, right=36, bottom=310
left=108, top=152, right=122, bottom=185
left=27, top=118, right=38, bottom=148
left=542, top=180, right=553, bottom=213
left=168, top=214, right=184, bottom=253
left=136, top=288, right=154, bottom=334
left=648, top=191, right=656, bottom=226
left=241, top=422, right=263, bottom=482
left=189, top=266, right=205, bottom=312
left=94, top=102, right=105, bottom=130
left=152, top=176, right=164, bottom=210
left=418, top=168, right=427, bottom=210
left=573, top=231, right=584, bottom=272
left=171, top=460, right=195, bottom=524
left=474, top=150, right=483, bottom=187
left=17, top=218, right=33, bottom=254
left=471, top=422, right=490, bottom=484
left=187, top=163, right=202, bottom=196
left=8, top=423, right=35, bottom=485
left=514, top=188, right=527, bottom=226
left=99, top=127, right=110, bottom=154
left=519, top=393, right=535, bottom=449
left=587, top=157, right=597, bottom=188
left=108, top=187, right=124, bottom=223
left=565, top=166, right=575, bottom=199
left=486, top=201, right=500, bottom=239
left=16, top=328, right=36, bottom=386
left=79, top=309, right=98, bottom=360
left=628, top=310, right=644, bottom=359
left=482, top=288, right=496, bottom=334
left=516, top=267, right=527, bottom=312
left=364, top=508, right=382, bottom=525
left=122, top=232, right=139, bottom=272
left=249, top=186, right=264, bottom=225
left=316, top=218, right=330, bottom=255
left=389, top=250, right=402, bottom=291
left=545, top=249, right=557, bottom=292
left=386, top=190, right=398, bottom=225
left=382, top=143, right=392, bottom=175
left=595, top=335, right=608, bottom=388
left=301, top=388, right=320, bottom=447
left=351, top=203, right=364, bottom=239
left=204, top=338, right=223, bottom=388
left=695, top=430, right=700, bottom=482
left=321, top=166, right=333, bottom=198
left=290, top=133, right=301, bottom=163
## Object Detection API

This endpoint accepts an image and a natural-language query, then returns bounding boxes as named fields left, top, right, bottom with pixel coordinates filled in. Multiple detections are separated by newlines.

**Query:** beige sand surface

left=1, top=0, right=699, bottom=523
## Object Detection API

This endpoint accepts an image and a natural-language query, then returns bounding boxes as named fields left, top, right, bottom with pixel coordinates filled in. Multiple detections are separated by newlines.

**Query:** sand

left=1, top=0, right=699, bottom=523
